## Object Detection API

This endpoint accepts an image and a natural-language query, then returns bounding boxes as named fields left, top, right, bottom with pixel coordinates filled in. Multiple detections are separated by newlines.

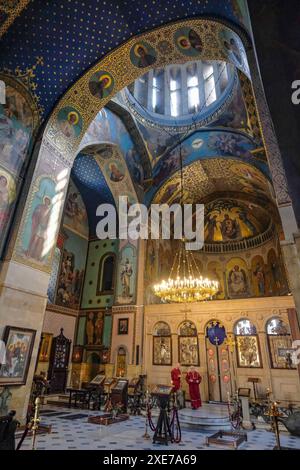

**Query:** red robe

left=171, top=367, right=181, bottom=392
left=186, top=371, right=202, bottom=409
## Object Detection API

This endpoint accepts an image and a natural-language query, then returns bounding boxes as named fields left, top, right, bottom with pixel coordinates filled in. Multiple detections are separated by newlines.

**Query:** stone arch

left=9, top=18, right=252, bottom=275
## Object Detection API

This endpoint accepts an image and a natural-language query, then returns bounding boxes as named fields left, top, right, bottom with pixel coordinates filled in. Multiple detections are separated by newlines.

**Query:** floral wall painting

left=63, top=179, right=88, bottom=239
left=0, top=326, right=36, bottom=386
left=89, top=70, right=114, bottom=99
left=57, top=106, right=83, bottom=139
left=174, top=26, right=203, bottom=56
left=226, top=257, right=249, bottom=298
left=116, top=243, right=137, bottom=305
left=130, top=41, right=157, bottom=68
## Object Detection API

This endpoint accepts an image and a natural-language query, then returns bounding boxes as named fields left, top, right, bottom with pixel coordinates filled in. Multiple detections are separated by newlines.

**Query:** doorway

left=205, top=321, right=231, bottom=402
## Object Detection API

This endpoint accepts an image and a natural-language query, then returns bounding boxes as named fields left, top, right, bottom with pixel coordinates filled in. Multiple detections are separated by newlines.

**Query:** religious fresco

left=251, top=255, right=266, bottom=297
left=219, top=28, right=250, bottom=79
left=0, top=166, right=16, bottom=236
left=206, top=261, right=225, bottom=300
left=0, top=82, right=35, bottom=253
left=267, top=248, right=288, bottom=296
left=89, top=70, right=114, bottom=100
left=153, top=336, right=172, bottom=366
left=57, top=106, right=83, bottom=139
left=147, top=130, right=268, bottom=203
left=210, top=82, right=248, bottom=132
left=116, top=242, right=137, bottom=305
left=14, top=145, right=69, bottom=271
left=81, top=109, right=144, bottom=188
left=130, top=41, right=157, bottom=68
left=230, top=0, right=251, bottom=31
left=55, top=228, right=87, bottom=310
left=0, top=84, right=33, bottom=175
left=150, top=159, right=274, bottom=214
left=63, top=178, right=88, bottom=239
left=178, top=321, right=199, bottom=366
left=236, top=335, right=261, bottom=368
left=18, top=176, right=56, bottom=263
left=85, top=311, right=104, bottom=346
left=204, top=199, right=269, bottom=243
left=174, top=26, right=203, bottom=56
left=135, top=123, right=180, bottom=167
left=104, top=159, right=126, bottom=183
left=226, top=257, right=250, bottom=298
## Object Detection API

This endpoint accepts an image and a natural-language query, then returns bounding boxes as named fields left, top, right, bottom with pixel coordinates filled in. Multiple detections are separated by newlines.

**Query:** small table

left=66, top=388, right=92, bottom=409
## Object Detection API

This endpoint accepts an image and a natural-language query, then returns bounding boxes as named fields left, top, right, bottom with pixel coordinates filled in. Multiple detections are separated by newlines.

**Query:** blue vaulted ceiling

left=71, top=153, right=115, bottom=237
left=0, top=0, right=249, bottom=119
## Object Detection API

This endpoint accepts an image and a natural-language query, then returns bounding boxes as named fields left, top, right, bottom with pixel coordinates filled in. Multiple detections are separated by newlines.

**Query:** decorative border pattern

left=0, top=0, right=31, bottom=38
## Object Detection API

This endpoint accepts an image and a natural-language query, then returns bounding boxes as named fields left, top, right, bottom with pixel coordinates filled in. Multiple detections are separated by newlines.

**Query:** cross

left=214, top=336, right=219, bottom=346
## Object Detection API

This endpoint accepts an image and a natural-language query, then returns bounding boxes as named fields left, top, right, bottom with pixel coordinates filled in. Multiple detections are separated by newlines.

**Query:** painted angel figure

left=228, top=265, right=247, bottom=296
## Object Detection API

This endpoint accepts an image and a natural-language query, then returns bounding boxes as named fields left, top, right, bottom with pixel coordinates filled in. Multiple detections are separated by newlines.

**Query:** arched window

left=234, top=319, right=261, bottom=368
left=187, top=63, right=200, bottom=113
left=98, top=253, right=115, bottom=294
left=152, top=69, right=164, bottom=114
left=126, top=59, right=233, bottom=125
left=178, top=320, right=199, bottom=366
left=169, top=66, right=182, bottom=117
left=266, top=318, right=296, bottom=369
left=153, top=321, right=172, bottom=365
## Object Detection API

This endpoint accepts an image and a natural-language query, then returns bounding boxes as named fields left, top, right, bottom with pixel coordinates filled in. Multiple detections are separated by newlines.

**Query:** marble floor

left=17, top=405, right=300, bottom=451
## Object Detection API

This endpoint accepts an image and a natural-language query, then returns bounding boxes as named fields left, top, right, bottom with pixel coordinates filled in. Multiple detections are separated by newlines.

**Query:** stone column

left=257, top=331, right=273, bottom=394
left=247, top=49, right=300, bottom=323
left=171, top=333, right=178, bottom=365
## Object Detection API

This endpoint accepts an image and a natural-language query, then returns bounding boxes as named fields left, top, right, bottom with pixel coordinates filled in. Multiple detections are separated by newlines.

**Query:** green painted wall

left=81, top=239, right=119, bottom=309
left=77, top=316, right=86, bottom=345
left=103, top=314, right=112, bottom=348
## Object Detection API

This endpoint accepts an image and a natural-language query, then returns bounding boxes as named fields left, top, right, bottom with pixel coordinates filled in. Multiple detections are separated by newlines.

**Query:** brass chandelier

left=153, top=238, right=219, bottom=303
left=152, top=139, right=219, bottom=303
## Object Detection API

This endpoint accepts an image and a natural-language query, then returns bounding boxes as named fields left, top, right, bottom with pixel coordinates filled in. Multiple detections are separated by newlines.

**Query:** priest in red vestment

left=171, top=363, right=181, bottom=392
left=186, top=366, right=202, bottom=409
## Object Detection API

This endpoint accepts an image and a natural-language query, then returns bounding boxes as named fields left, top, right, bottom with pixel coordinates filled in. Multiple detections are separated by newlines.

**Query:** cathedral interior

left=0, top=0, right=300, bottom=453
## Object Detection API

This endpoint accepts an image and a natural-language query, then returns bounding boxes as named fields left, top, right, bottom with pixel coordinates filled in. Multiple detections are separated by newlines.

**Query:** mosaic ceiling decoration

left=80, top=107, right=145, bottom=194
left=152, top=158, right=276, bottom=209
left=204, top=198, right=271, bottom=242
left=145, top=129, right=268, bottom=203
left=0, top=1, right=251, bottom=118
